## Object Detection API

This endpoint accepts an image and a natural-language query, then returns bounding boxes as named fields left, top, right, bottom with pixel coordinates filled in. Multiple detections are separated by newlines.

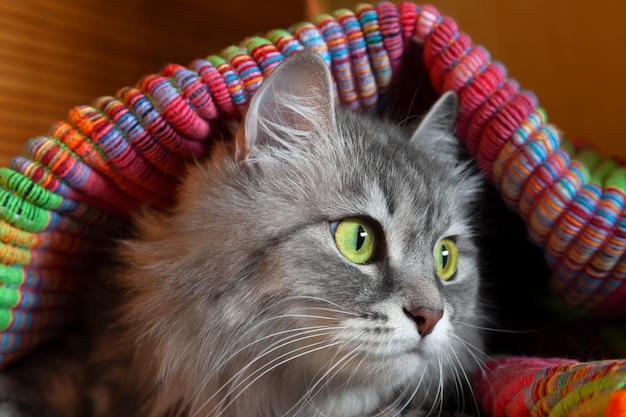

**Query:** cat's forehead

left=323, top=137, right=464, bottom=236
left=217, top=109, right=476, bottom=241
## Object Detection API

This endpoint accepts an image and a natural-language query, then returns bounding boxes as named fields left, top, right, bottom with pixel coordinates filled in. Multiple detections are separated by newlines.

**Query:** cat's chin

left=310, top=358, right=440, bottom=417
left=366, top=351, right=436, bottom=389
left=314, top=385, right=405, bottom=417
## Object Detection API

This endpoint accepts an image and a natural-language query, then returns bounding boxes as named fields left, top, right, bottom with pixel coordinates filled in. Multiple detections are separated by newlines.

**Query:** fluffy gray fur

left=0, top=50, right=485, bottom=417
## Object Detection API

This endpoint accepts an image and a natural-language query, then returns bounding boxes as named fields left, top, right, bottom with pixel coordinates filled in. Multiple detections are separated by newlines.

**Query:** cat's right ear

left=235, top=49, right=337, bottom=163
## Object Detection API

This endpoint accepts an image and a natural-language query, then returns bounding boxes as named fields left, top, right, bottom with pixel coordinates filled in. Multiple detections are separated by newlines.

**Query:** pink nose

left=406, top=307, right=443, bottom=336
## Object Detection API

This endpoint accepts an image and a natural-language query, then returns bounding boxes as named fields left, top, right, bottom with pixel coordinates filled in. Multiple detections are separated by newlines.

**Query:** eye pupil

left=356, top=226, right=367, bottom=251
left=441, top=245, right=449, bottom=268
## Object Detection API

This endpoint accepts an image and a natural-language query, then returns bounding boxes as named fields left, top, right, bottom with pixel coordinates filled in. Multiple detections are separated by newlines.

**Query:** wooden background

left=0, top=0, right=306, bottom=167
left=0, top=0, right=624, bottom=168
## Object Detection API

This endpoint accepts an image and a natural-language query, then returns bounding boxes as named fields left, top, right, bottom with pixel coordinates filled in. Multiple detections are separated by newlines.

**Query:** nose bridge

left=386, top=244, right=444, bottom=313
left=386, top=232, right=445, bottom=335
left=399, top=261, right=444, bottom=311
left=389, top=232, right=443, bottom=298
left=405, top=279, right=444, bottom=312
left=401, top=271, right=445, bottom=337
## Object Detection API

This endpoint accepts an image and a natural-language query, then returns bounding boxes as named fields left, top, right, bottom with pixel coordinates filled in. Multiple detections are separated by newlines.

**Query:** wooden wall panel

left=0, top=0, right=306, bottom=167
left=314, top=0, right=626, bottom=159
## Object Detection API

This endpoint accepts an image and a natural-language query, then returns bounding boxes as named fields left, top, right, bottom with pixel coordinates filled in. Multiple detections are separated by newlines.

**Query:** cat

left=0, top=49, right=486, bottom=417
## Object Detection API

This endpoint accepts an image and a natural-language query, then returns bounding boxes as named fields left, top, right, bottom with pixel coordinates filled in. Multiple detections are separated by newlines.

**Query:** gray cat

left=0, top=50, right=486, bottom=417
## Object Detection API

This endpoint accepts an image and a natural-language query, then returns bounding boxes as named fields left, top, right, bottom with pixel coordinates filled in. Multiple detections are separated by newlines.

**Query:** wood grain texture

left=0, top=0, right=306, bottom=167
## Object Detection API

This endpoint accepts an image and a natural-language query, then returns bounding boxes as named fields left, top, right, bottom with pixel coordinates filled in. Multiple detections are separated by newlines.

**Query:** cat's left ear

left=410, top=91, right=462, bottom=161
left=234, top=50, right=337, bottom=163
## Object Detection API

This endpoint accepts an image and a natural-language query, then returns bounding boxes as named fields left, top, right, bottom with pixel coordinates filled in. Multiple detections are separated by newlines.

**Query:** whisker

left=211, top=339, right=345, bottom=417
left=375, top=364, right=429, bottom=417
left=299, top=306, right=363, bottom=317
left=440, top=348, right=461, bottom=412
left=213, top=324, right=345, bottom=370
left=191, top=324, right=347, bottom=406
left=284, top=342, right=365, bottom=417
left=192, top=328, right=342, bottom=417
left=209, top=297, right=355, bottom=361
left=295, top=342, right=370, bottom=417
left=393, top=114, right=420, bottom=134
left=337, top=347, right=369, bottom=393
left=380, top=380, right=420, bottom=417
left=202, top=308, right=348, bottom=376
left=447, top=344, right=480, bottom=416
left=395, top=72, right=426, bottom=135
left=447, top=346, right=469, bottom=414
left=453, top=319, right=555, bottom=334
left=276, top=295, right=362, bottom=317
left=424, top=356, right=444, bottom=417
left=189, top=297, right=359, bottom=416
left=190, top=297, right=364, bottom=415
left=451, top=334, right=492, bottom=367
left=197, top=297, right=348, bottom=372
left=207, top=342, right=332, bottom=417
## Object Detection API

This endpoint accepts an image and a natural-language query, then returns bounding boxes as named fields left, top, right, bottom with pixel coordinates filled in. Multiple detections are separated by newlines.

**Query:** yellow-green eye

left=331, top=218, right=377, bottom=265
left=434, top=238, right=458, bottom=281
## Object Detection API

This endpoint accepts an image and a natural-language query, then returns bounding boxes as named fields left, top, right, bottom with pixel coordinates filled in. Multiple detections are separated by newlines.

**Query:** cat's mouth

left=353, top=335, right=429, bottom=362
left=371, top=314, right=452, bottom=359
left=385, top=341, right=431, bottom=360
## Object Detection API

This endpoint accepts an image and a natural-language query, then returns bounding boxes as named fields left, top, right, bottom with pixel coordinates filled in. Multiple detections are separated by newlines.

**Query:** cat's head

left=121, top=50, right=485, bottom=416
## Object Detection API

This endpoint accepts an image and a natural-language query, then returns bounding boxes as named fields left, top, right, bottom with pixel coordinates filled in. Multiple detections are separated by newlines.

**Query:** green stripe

left=0, top=287, right=20, bottom=309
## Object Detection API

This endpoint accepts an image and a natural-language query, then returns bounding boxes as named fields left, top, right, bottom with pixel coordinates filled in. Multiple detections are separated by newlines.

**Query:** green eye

left=331, top=218, right=377, bottom=265
left=434, top=238, right=458, bottom=281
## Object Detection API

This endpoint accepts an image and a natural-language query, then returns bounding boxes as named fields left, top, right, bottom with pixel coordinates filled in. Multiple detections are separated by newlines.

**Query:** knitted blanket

left=1, top=2, right=625, bottom=416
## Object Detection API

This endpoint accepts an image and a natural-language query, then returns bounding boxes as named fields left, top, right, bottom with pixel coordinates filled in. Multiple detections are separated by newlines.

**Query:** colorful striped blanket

left=1, top=2, right=625, bottom=416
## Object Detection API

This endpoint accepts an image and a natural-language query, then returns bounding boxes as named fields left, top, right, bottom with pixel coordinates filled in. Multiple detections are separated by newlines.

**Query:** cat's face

left=120, top=51, right=485, bottom=417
